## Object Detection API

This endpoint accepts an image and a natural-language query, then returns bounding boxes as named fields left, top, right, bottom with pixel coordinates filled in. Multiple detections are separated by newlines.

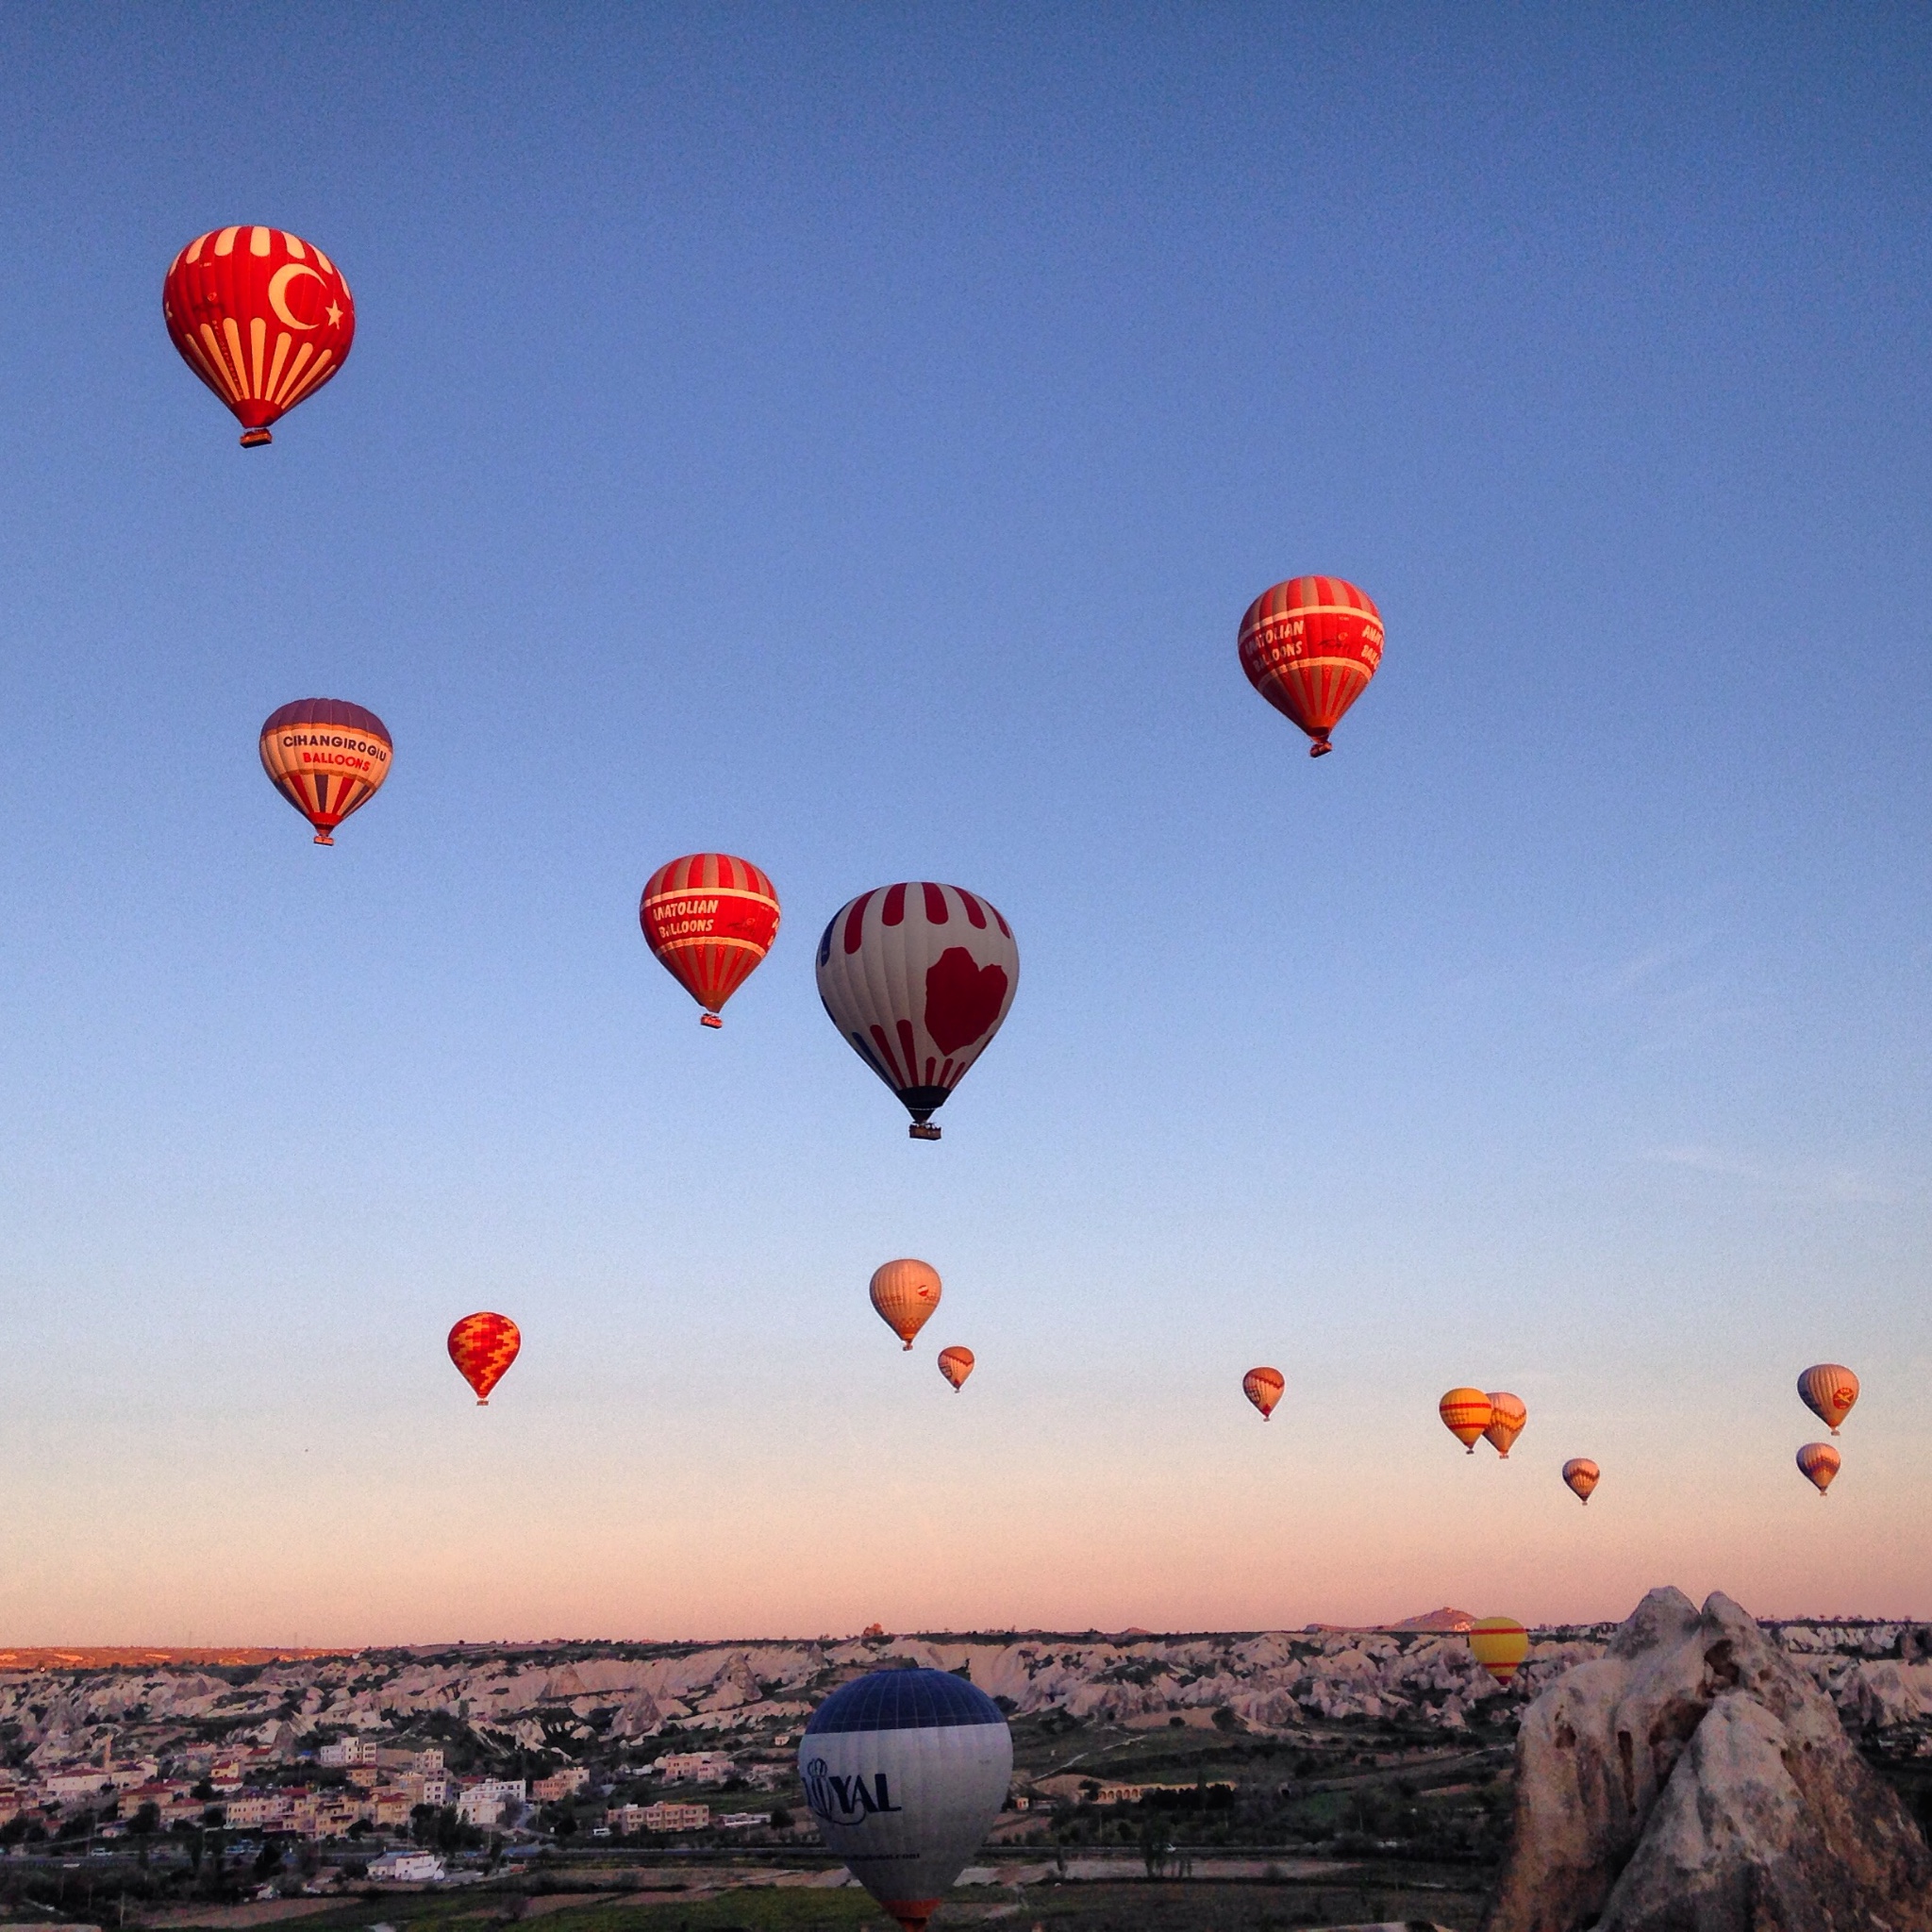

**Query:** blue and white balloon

left=800, top=1667, right=1013, bottom=1931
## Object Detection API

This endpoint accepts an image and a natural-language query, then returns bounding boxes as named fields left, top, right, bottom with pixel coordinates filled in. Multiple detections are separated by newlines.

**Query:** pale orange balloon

left=938, top=1345, right=975, bottom=1391
left=870, top=1258, right=941, bottom=1350
left=1561, top=1457, right=1600, bottom=1505
left=1796, top=1441, right=1840, bottom=1495
left=1242, top=1366, right=1285, bottom=1421
left=1796, top=1364, right=1859, bottom=1435
left=1440, top=1387, right=1492, bottom=1454
left=1483, top=1391, right=1526, bottom=1458
left=1469, top=1616, right=1529, bottom=1686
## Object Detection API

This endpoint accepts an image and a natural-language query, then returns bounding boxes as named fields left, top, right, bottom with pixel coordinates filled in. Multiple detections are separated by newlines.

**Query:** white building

left=318, top=1739, right=376, bottom=1768
left=367, top=1850, right=446, bottom=1882
left=718, top=1811, right=771, bottom=1829
left=454, top=1790, right=502, bottom=1828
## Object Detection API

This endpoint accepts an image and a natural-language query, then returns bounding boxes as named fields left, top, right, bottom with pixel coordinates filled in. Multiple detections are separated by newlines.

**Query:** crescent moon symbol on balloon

left=267, top=261, right=328, bottom=331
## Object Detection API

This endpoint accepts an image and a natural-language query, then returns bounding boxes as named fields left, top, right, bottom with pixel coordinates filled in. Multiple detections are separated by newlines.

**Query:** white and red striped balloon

left=816, top=883, right=1018, bottom=1139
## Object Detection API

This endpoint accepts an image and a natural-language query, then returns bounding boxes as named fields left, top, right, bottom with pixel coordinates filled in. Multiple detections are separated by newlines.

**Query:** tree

left=768, top=1807, right=792, bottom=1831
left=129, top=1802, right=159, bottom=1838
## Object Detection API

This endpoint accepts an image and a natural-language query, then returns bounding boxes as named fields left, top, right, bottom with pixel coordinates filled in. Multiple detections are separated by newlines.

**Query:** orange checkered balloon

left=164, top=227, right=355, bottom=447
left=937, top=1346, right=975, bottom=1392
left=1242, top=1366, right=1284, bottom=1421
left=870, top=1259, right=941, bottom=1351
left=448, top=1313, right=521, bottom=1406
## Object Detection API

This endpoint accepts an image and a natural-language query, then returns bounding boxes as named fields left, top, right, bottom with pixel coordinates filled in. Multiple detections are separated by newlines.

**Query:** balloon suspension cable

left=908, top=1123, right=941, bottom=1141
left=312, top=830, right=334, bottom=846
left=700, top=1013, right=723, bottom=1029
left=239, top=428, right=273, bottom=448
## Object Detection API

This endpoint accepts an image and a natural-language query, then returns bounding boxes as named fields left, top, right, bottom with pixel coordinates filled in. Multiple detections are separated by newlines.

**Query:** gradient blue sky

left=2, top=5, right=1928, bottom=1643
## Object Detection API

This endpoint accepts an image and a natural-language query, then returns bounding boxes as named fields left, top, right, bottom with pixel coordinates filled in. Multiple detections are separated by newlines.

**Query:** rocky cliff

left=1487, top=1587, right=1932, bottom=1932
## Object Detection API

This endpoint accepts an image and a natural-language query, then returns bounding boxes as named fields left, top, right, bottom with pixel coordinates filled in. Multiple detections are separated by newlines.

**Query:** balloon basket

left=908, top=1123, right=941, bottom=1141
left=700, top=1013, right=723, bottom=1029
left=311, top=831, right=335, bottom=846
left=1308, top=739, right=1332, bottom=758
left=239, top=428, right=273, bottom=448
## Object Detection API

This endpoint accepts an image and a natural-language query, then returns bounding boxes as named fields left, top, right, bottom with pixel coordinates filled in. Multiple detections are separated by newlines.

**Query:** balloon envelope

left=640, top=853, right=780, bottom=1025
left=1796, top=1442, right=1840, bottom=1495
left=871, top=1260, right=942, bottom=1350
left=817, top=883, right=1018, bottom=1138
left=1469, top=1617, right=1529, bottom=1687
left=448, top=1312, right=520, bottom=1405
left=1440, top=1388, right=1492, bottom=1454
left=1242, top=1367, right=1285, bottom=1421
left=937, top=1346, right=974, bottom=1391
left=259, top=699, right=392, bottom=845
left=164, top=227, right=355, bottom=446
left=800, top=1667, right=1012, bottom=1932
left=1796, top=1364, right=1859, bottom=1435
left=1238, top=575, right=1384, bottom=755
left=1484, top=1391, right=1527, bottom=1458
left=1562, top=1457, right=1600, bottom=1505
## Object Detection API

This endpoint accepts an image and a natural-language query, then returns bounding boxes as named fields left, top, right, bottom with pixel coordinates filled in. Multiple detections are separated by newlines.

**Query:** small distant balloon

left=1796, top=1442, right=1840, bottom=1496
left=1238, top=575, right=1384, bottom=756
left=1796, top=1364, right=1859, bottom=1435
left=816, top=883, right=1018, bottom=1140
left=1469, top=1617, right=1529, bottom=1688
left=1484, top=1391, right=1527, bottom=1459
left=1242, top=1367, right=1285, bottom=1421
left=259, top=700, right=391, bottom=844
left=164, top=226, right=355, bottom=447
left=640, top=853, right=780, bottom=1026
left=1562, top=1458, right=1600, bottom=1505
left=448, top=1312, right=520, bottom=1406
left=938, top=1346, right=975, bottom=1392
left=870, top=1259, right=941, bottom=1351
left=1440, top=1388, right=1492, bottom=1454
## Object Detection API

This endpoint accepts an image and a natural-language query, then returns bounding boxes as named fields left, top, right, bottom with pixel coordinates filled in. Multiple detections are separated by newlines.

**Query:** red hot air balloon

left=164, top=227, right=355, bottom=447
left=1239, top=576, right=1384, bottom=756
left=816, top=884, right=1019, bottom=1140
left=1242, top=1367, right=1285, bottom=1421
left=448, top=1313, right=520, bottom=1405
left=259, top=700, right=392, bottom=844
left=640, top=854, right=780, bottom=1026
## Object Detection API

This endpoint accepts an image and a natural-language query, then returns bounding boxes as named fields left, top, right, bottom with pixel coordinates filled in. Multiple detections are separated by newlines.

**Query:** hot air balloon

left=1797, top=1364, right=1859, bottom=1435
left=640, top=854, right=780, bottom=1027
left=1562, top=1458, right=1600, bottom=1505
left=1469, top=1617, right=1529, bottom=1688
left=1440, top=1388, right=1492, bottom=1454
left=1238, top=576, right=1384, bottom=757
left=1796, top=1442, right=1840, bottom=1495
left=1243, top=1367, right=1285, bottom=1421
left=800, top=1667, right=1012, bottom=1932
left=816, top=883, right=1018, bottom=1140
left=1484, top=1391, right=1527, bottom=1459
left=871, top=1259, right=941, bottom=1350
left=938, top=1346, right=975, bottom=1391
left=259, top=700, right=392, bottom=844
left=448, top=1312, right=520, bottom=1405
left=164, top=227, right=355, bottom=447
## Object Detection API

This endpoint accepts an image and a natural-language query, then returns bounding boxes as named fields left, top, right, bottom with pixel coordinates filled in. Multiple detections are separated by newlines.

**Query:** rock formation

left=1487, top=1586, right=1932, bottom=1932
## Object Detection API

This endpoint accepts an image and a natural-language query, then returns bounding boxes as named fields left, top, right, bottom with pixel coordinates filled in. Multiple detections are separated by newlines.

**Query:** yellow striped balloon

left=1796, top=1364, right=1859, bottom=1435
left=870, top=1259, right=942, bottom=1351
left=1439, top=1387, right=1492, bottom=1454
left=1469, top=1617, right=1529, bottom=1687
left=1561, top=1458, right=1600, bottom=1505
left=1483, top=1391, right=1527, bottom=1458
left=1796, top=1442, right=1840, bottom=1495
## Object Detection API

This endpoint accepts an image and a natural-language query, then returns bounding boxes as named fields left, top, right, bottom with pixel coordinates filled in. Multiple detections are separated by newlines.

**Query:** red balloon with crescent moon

left=816, top=883, right=1019, bottom=1139
left=258, top=699, right=392, bottom=844
left=164, top=226, right=356, bottom=446
left=448, top=1312, right=520, bottom=1406
left=640, top=854, right=780, bottom=1027
left=1239, top=575, right=1384, bottom=756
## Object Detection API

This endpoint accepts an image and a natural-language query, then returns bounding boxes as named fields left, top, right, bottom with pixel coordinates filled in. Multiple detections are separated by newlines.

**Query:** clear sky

left=1, top=5, right=1928, bottom=1645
